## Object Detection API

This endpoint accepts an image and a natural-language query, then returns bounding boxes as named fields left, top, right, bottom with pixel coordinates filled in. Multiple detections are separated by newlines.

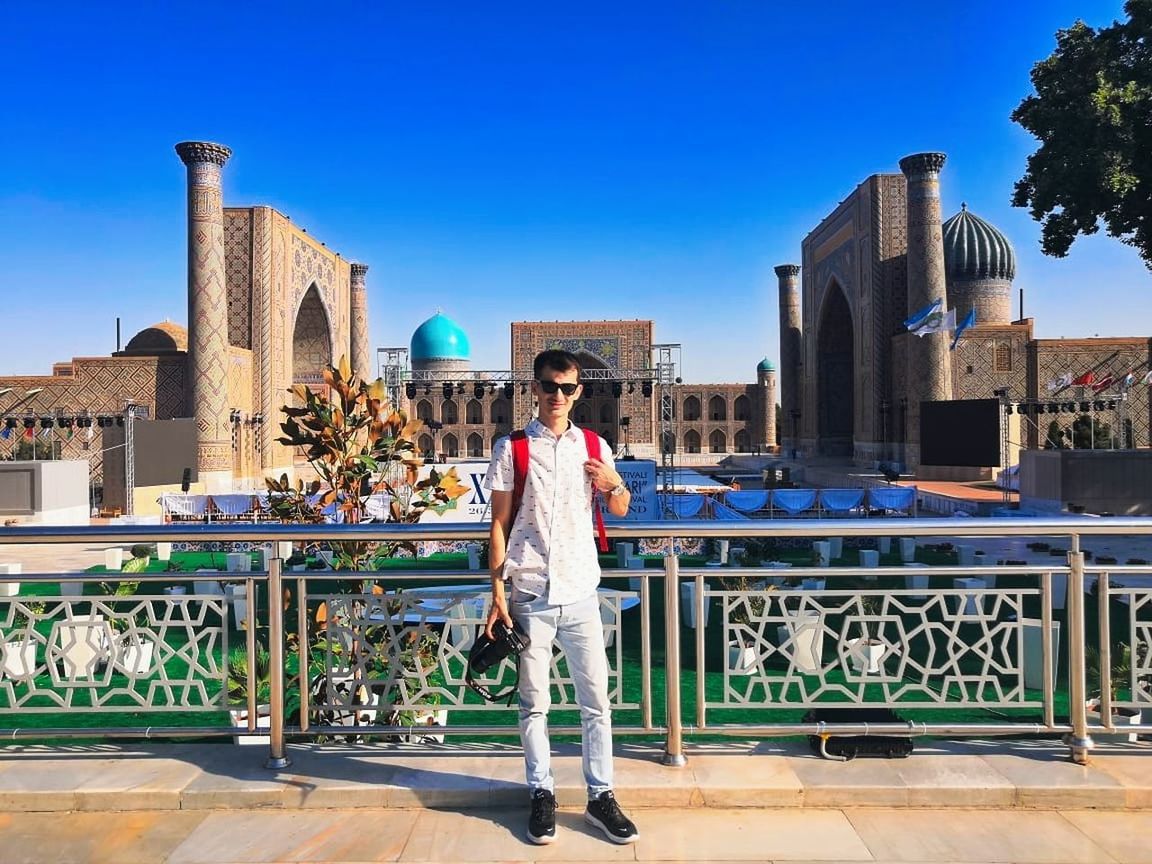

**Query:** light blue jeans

left=511, top=590, right=613, bottom=799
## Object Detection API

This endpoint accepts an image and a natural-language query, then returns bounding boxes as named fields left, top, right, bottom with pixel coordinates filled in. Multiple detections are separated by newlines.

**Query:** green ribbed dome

left=757, top=357, right=775, bottom=372
left=411, top=312, right=470, bottom=361
left=942, top=204, right=1016, bottom=282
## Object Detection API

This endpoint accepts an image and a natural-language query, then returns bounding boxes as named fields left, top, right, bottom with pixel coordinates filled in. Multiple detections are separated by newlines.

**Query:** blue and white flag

left=1048, top=371, right=1073, bottom=393
left=949, top=309, right=976, bottom=350
left=904, top=298, right=943, bottom=332
left=913, top=307, right=954, bottom=337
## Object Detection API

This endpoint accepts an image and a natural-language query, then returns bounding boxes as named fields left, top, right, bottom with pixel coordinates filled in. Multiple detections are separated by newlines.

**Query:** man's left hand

left=583, top=458, right=621, bottom=492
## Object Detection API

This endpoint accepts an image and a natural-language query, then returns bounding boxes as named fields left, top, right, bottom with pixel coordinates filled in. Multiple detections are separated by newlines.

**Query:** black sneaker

left=584, top=791, right=639, bottom=844
left=526, top=788, right=557, bottom=845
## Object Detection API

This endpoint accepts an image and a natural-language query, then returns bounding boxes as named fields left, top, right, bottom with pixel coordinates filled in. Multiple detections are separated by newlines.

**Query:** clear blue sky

left=1, top=0, right=1147, bottom=384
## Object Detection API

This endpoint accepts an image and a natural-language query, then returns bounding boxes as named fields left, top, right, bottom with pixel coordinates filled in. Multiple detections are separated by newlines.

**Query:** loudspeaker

left=181, top=468, right=192, bottom=493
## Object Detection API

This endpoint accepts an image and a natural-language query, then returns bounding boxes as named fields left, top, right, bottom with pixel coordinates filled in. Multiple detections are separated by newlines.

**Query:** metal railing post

left=1066, top=540, right=1092, bottom=764
left=265, top=555, right=290, bottom=769
left=662, top=553, right=687, bottom=766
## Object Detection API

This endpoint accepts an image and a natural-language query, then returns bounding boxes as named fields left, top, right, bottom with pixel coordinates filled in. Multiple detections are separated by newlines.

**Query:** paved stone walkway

left=1, top=804, right=1150, bottom=862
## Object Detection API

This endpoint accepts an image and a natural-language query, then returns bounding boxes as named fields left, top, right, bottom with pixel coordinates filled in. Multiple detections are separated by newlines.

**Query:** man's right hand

left=486, top=583, right=513, bottom=639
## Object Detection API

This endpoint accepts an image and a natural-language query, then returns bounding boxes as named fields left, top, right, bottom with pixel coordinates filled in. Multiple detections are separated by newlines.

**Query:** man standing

left=483, top=349, right=639, bottom=846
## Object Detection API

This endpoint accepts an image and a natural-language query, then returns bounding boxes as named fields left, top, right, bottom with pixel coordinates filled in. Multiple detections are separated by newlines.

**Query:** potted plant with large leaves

left=1086, top=642, right=1149, bottom=743
left=267, top=356, right=467, bottom=739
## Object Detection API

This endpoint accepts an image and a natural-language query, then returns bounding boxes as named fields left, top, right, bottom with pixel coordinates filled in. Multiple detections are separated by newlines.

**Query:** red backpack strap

left=581, top=428, right=609, bottom=553
left=510, top=430, right=528, bottom=516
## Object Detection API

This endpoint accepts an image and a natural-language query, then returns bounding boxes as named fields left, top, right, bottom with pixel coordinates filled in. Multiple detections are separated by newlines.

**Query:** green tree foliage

left=1011, top=1, right=1152, bottom=268
left=1071, top=413, right=1113, bottom=449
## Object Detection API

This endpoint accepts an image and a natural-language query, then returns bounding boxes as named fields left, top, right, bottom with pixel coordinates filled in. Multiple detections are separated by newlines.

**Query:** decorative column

left=349, top=263, right=371, bottom=380
left=175, top=141, right=233, bottom=493
left=775, top=264, right=802, bottom=457
left=899, top=152, right=953, bottom=470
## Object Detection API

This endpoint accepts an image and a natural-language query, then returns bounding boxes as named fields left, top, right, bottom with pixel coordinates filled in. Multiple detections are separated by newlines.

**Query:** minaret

left=175, top=141, right=233, bottom=493
left=350, top=263, right=371, bottom=380
left=775, top=264, right=801, bottom=458
left=899, top=152, right=953, bottom=470
left=757, top=359, right=777, bottom=452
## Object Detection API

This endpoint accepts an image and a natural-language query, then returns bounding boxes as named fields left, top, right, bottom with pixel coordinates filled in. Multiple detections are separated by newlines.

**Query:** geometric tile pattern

left=0, top=596, right=227, bottom=712
left=306, top=589, right=635, bottom=717
left=224, top=211, right=252, bottom=350
left=706, top=584, right=1044, bottom=711
left=349, top=264, right=370, bottom=380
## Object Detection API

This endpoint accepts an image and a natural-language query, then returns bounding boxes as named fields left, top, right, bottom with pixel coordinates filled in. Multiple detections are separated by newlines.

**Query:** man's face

left=532, top=366, right=582, bottom=423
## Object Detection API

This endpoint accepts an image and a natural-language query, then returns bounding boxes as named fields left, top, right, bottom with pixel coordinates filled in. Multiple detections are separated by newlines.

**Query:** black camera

left=466, top=618, right=530, bottom=704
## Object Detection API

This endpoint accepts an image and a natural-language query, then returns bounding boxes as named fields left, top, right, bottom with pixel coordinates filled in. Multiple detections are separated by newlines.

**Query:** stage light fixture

left=456, top=382, right=466, bottom=395
left=229, top=409, right=242, bottom=424
left=4, top=418, right=16, bottom=429
left=442, top=383, right=454, bottom=400
left=1005, top=404, right=1014, bottom=415
left=520, top=383, right=528, bottom=395
left=1093, top=400, right=1105, bottom=411
left=641, top=381, right=653, bottom=398
left=502, top=382, right=514, bottom=400
left=1080, top=402, right=1090, bottom=412
left=40, top=417, right=54, bottom=429
left=1107, top=400, right=1117, bottom=410
left=1047, top=403, right=1058, bottom=413
left=116, top=416, right=125, bottom=427
left=611, top=382, right=623, bottom=398
left=23, top=418, right=35, bottom=429
left=473, top=382, right=485, bottom=399
left=405, top=383, right=417, bottom=400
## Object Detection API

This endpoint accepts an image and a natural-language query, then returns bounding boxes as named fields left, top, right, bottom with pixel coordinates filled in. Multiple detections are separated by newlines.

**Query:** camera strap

left=465, top=656, right=521, bottom=706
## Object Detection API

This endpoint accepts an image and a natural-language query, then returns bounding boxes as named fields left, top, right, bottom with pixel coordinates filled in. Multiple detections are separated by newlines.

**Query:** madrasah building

left=0, top=143, right=1147, bottom=515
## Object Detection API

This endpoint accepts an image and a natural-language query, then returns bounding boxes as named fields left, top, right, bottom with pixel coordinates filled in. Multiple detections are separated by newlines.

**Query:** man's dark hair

left=533, top=349, right=582, bottom=380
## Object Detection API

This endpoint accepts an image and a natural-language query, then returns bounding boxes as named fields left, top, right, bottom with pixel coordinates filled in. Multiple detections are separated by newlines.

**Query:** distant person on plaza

left=483, top=348, right=639, bottom=847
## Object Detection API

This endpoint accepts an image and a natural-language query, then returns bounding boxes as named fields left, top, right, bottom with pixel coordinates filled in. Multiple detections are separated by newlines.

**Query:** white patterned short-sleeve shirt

left=483, top=418, right=612, bottom=605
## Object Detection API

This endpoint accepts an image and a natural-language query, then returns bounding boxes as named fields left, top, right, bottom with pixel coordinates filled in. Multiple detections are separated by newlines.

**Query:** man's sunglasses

left=536, top=379, right=580, bottom=396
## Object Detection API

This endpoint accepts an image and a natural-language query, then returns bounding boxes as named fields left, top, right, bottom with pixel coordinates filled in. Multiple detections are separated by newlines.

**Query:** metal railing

left=2, top=518, right=1151, bottom=767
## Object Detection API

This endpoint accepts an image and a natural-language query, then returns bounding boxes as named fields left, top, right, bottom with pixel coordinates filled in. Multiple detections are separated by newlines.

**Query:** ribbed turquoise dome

left=410, top=312, right=470, bottom=361
left=942, top=204, right=1016, bottom=281
left=757, top=357, right=775, bottom=372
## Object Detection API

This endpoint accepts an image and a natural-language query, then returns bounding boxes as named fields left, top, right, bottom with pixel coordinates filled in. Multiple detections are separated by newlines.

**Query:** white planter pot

left=113, top=635, right=156, bottom=676
left=615, top=542, right=635, bottom=568
left=226, top=584, right=250, bottom=630
left=1020, top=618, right=1060, bottom=690
left=951, top=577, right=987, bottom=616
left=877, top=537, right=891, bottom=555
left=1087, top=702, right=1142, bottom=744
left=776, top=610, right=823, bottom=674
left=1, top=639, right=37, bottom=679
left=155, top=542, right=172, bottom=562
left=225, top=553, right=251, bottom=573
left=801, top=577, right=826, bottom=591
left=859, top=549, right=880, bottom=568
left=899, top=538, right=916, bottom=563
left=395, top=707, right=448, bottom=744
left=846, top=637, right=886, bottom=674
left=727, top=641, right=757, bottom=675
left=828, top=538, right=843, bottom=560
left=812, top=541, right=831, bottom=567
left=903, top=565, right=930, bottom=600
left=57, top=615, right=110, bottom=680
left=955, top=544, right=976, bottom=566
left=465, top=543, right=482, bottom=570
left=680, top=581, right=710, bottom=629
left=716, top=539, right=730, bottom=565
left=230, top=705, right=272, bottom=746
left=0, top=563, right=21, bottom=598
left=104, top=548, right=124, bottom=571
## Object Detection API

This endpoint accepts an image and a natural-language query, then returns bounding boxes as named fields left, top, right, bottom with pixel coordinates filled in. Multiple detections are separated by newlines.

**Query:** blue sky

left=0, top=1, right=1147, bottom=384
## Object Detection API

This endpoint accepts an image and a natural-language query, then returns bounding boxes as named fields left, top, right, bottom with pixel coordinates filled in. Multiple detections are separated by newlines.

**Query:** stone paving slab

left=1, top=806, right=1151, bottom=863
left=0, top=739, right=1148, bottom=815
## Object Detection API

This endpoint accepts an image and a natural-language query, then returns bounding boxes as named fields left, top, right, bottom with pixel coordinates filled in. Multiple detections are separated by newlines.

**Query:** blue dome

left=411, top=312, right=470, bottom=361
left=942, top=204, right=1016, bottom=282
left=757, top=357, right=775, bottom=372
